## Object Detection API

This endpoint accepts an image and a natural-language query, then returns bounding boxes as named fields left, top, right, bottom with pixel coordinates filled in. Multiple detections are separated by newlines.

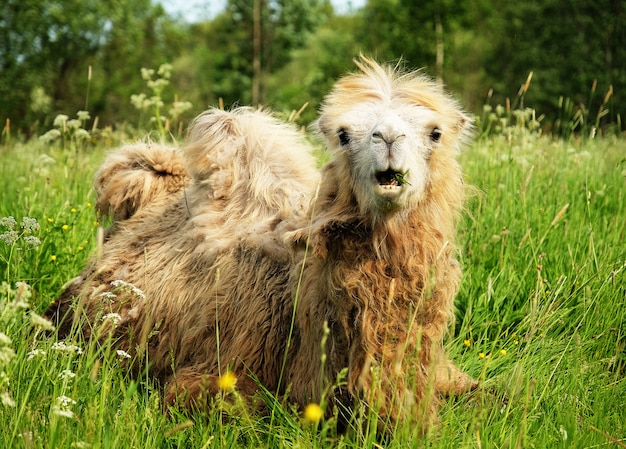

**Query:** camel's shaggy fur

left=46, top=57, right=477, bottom=429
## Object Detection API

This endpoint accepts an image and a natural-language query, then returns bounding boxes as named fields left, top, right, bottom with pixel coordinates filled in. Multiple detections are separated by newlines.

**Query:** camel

left=46, top=57, right=477, bottom=430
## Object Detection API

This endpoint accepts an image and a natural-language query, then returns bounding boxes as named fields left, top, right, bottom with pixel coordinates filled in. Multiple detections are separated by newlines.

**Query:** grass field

left=0, top=118, right=624, bottom=448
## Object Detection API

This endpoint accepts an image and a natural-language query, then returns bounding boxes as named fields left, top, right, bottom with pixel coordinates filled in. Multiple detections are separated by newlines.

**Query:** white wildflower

left=1, top=391, right=16, bottom=408
left=37, top=153, right=56, bottom=165
left=101, top=313, right=122, bottom=324
left=21, top=217, right=40, bottom=232
left=12, top=299, right=30, bottom=309
left=111, top=280, right=145, bottom=299
left=53, top=395, right=77, bottom=418
left=30, top=313, right=55, bottom=331
left=140, top=68, right=155, bottom=81
left=66, top=119, right=82, bottom=130
left=56, top=395, right=76, bottom=407
left=0, top=230, right=19, bottom=246
left=74, top=129, right=90, bottom=141
left=99, top=292, right=117, bottom=304
left=169, top=101, right=193, bottom=117
left=23, top=235, right=41, bottom=248
left=0, top=347, right=16, bottom=366
left=111, top=280, right=131, bottom=289
left=27, top=349, right=47, bottom=360
left=116, top=350, right=132, bottom=359
left=157, top=63, right=173, bottom=78
left=53, top=114, right=69, bottom=128
left=51, top=342, right=83, bottom=355
left=59, top=370, right=76, bottom=380
left=76, top=110, right=90, bottom=121
left=39, top=129, right=61, bottom=143
left=148, top=95, right=164, bottom=108
left=0, top=332, right=11, bottom=346
left=130, top=93, right=148, bottom=110
left=0, top=216, right=17, bottom=229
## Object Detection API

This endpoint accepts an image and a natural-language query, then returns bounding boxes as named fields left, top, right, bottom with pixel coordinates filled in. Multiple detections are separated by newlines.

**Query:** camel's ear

left=455, top=111, right=473, bottom=133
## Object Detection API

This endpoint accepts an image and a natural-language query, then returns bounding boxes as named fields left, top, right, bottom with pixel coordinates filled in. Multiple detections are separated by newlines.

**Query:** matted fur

left=46, top=57, right=477, bottom=430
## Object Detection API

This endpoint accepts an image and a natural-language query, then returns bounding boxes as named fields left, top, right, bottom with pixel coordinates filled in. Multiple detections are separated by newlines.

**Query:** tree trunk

left=435, top=13, right=444, bottom=84
left=252, top=0, right=262, bottom=106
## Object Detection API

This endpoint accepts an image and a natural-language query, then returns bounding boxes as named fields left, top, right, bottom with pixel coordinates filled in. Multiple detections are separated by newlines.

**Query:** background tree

left=1, top=0, right=623, bottom=136
left=0, top=0, right=185, bottom=133
left=482, top=0, right=625, bottom=132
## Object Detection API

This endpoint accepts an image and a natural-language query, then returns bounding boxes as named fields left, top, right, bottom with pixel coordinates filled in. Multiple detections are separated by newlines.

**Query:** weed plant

left=0, top=76, right=624, bottom=447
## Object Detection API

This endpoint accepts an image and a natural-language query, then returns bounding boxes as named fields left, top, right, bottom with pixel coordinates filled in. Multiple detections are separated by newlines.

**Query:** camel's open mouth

left=375, top=169, right=409, bottom=188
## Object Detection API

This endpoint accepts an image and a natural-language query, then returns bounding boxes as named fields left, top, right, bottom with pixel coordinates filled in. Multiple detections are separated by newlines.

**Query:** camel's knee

left=433, top=357, right=478, bottom=396
left=163, top=369, right=260, bottom=413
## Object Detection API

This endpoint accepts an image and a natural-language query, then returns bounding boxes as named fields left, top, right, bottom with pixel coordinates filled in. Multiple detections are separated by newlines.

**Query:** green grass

left=0, top=125, right=624, bottom=448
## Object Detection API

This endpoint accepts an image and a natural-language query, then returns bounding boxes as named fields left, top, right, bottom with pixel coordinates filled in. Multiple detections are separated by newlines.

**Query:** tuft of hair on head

left=316, top=55, right=472, bottom=149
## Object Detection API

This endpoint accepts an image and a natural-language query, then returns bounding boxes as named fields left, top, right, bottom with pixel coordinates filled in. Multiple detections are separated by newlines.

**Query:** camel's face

left=330, top=102, right=443, bottom=213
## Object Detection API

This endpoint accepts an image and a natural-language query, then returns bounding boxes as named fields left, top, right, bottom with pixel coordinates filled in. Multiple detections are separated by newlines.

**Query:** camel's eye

left=430, top=128, right=442, bottom=143
left=338, top=128, right=351, bottom=146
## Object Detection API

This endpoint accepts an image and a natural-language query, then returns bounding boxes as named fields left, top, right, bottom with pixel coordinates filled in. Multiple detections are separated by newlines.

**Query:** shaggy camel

left=46, top=57, right=477, bottom=428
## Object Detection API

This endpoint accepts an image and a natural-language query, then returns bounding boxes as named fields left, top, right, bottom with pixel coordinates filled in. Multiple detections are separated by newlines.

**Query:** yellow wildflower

left=217, top=371, right=237, bottom=391
left=303, top=403, right=324, bottom=423
left=499, top=349, right=507, bottom=356
left=463, top=339, right=471, bottom=347
left=50, top=255, right=57, bottom=261
left=71, top=208, right=77, bottom=213
left=479, top=352, right=486, bottom=359
left=62, top=224, right=69, bottom=231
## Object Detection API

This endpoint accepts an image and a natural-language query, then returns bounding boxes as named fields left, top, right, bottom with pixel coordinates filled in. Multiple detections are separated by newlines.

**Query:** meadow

left=0, top=106, right=624, bottom=448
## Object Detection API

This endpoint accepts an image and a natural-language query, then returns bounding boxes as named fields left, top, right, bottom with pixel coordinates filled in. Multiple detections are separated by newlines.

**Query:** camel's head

left=316, top=57, right=471, bottom=216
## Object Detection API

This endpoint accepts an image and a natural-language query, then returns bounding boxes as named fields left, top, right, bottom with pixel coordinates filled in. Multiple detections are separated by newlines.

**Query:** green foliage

left=482, top=0, right=625, bottom=134
left=0, top=0, right=187, bottom=133
left=2, top=0, right=624, bottom=136
left=267, top=14, right=361, bottom=124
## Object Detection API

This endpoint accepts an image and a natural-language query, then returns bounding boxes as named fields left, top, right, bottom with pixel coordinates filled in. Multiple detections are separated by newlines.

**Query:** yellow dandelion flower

left=50, top=255, right=57, bottom=261
left=77, top=246, right=84, bottom=251
left=478, top=352, right=486, bottom=359
left=70, top=208, right=77, bottom=213
left=62, top=224, right=69, bottom=231
left=463, top=339, right=471, bottom=347
left=93, top=221, right=100, bottom=227
left=217, top=371, right=237, bottom=391
left=303, top=403, right=324, bottom=423
left=499, top=349, right=507, bottom=356
left=47, top=218, right=54, bottom=223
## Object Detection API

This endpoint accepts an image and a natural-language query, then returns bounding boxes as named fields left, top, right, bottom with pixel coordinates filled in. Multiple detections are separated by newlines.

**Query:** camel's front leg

left=163, top=367, right=261, bottom=413
left=432, top=353, right=478, bottom=396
